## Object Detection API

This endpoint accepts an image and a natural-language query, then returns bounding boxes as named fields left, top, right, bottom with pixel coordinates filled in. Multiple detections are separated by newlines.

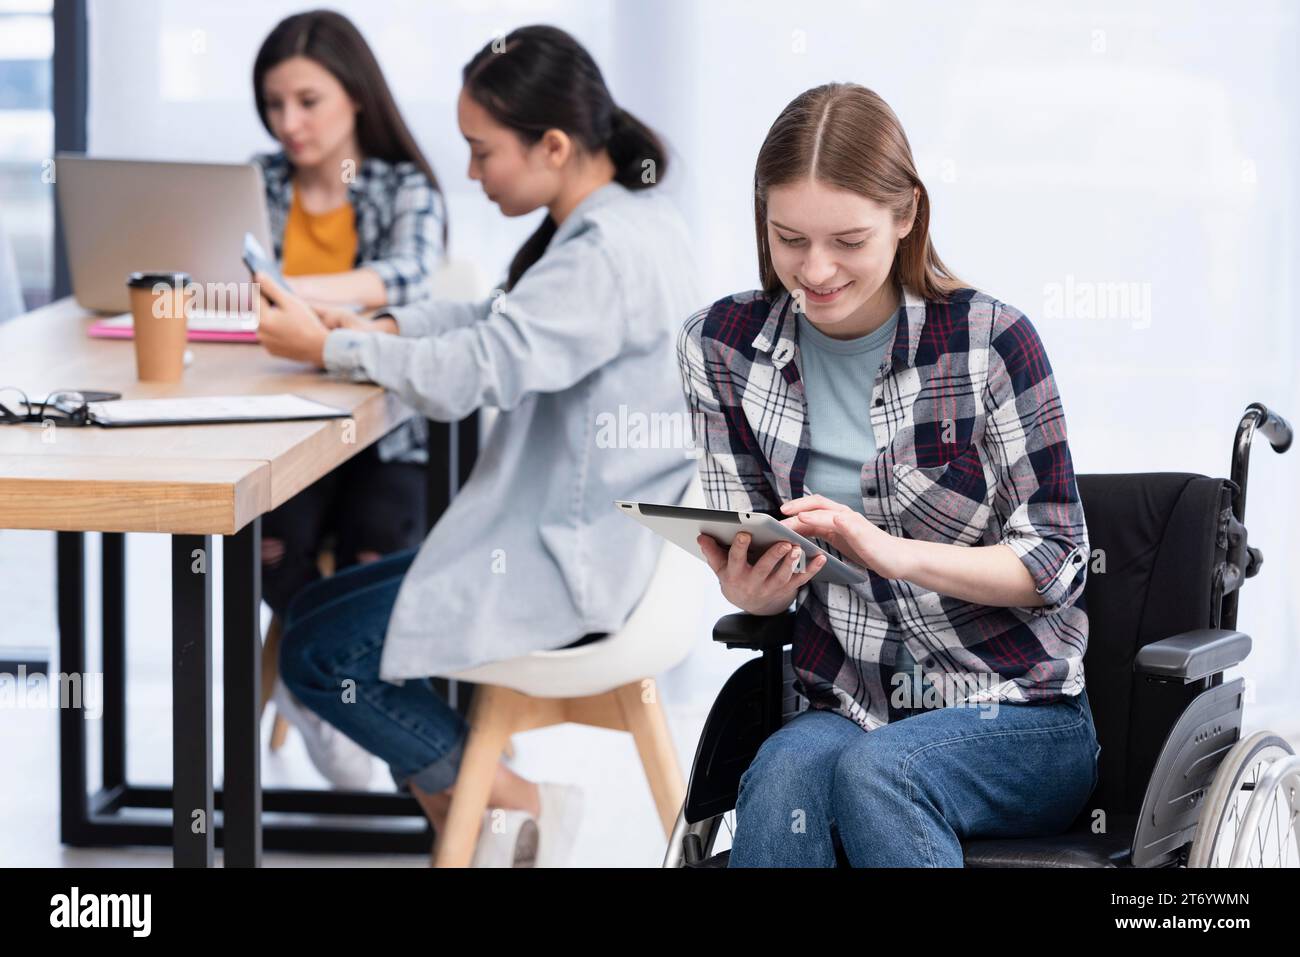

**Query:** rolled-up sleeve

left=982, top=303, right=1089, bottom=617
left=676, top=308, right=779, bottom=514
left=361, top=171, right=445, bottom=307
left=324, top=228, right=626, bottom=421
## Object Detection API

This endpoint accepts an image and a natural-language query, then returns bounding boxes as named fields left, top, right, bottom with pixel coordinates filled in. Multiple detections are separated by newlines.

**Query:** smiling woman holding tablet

left=677, top=82, right=1100, bottom=868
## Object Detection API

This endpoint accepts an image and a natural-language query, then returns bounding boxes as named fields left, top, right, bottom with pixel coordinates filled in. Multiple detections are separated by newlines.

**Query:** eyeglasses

left=0, top=387, right=92, bottom=427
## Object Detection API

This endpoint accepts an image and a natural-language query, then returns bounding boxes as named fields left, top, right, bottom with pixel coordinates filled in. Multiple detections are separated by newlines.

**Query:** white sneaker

left=534, top=782, right=584, bottom=868
left=271, top=676, right=374, bottom=790
left=471, top=809, right=539, bottom=867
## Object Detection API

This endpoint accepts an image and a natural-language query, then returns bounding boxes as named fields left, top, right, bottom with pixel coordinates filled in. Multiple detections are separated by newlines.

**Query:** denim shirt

left=322, top=181, right=703, bottom=678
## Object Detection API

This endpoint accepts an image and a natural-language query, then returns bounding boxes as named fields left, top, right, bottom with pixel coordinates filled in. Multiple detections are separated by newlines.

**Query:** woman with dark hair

left=248, top=10, right=448, bottom=791
left=253, top=25, right=701, bottom=866
left=252, top=8, right=446, bottom=308
left=678, top=82, right=1100, bottom=866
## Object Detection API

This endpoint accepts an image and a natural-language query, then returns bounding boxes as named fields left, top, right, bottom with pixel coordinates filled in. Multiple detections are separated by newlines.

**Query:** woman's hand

left=254, top=272, right=329, bottom=366
left=311, top=303, right=395, bottom=333
left=782, top=495, right=1048, bottom=606
left=779, top=494, right=916, bottom=581
left=697, top=531, right=827, bottom=616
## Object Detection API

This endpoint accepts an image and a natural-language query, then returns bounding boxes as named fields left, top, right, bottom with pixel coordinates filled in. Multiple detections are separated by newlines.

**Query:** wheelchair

left=665, top=403, right=1299, bottom=868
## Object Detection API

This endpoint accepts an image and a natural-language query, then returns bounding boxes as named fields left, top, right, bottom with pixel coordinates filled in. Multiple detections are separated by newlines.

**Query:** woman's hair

left=253, top=9, right=447, bottom=245
left=753, top=82, right=965, bottom=301
left=462, top=24, right=667, bottom=290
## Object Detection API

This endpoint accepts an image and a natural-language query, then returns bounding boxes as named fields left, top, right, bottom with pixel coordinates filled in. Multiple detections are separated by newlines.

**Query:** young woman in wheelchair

left=678, top=82, right=1102, bottom=867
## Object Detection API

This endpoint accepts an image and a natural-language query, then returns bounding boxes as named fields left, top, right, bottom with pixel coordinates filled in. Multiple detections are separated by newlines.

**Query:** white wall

left=80, top=0, right=1300, bottom=733
left=661, top=0, right=1300, bottom=731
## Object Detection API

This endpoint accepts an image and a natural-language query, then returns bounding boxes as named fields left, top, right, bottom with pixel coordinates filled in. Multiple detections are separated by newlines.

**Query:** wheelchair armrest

left=713, top=610, right=796, bottom=651
left=1133, top=628, right=1252, bottom=683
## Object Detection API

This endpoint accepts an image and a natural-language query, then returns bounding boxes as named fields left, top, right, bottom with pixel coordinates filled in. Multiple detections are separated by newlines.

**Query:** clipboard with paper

left=82, top=393, right=350, bottom=428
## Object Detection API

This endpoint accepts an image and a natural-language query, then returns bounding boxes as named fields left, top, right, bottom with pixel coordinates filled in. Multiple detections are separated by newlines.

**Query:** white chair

left=431, top=476, right=709, bottom=867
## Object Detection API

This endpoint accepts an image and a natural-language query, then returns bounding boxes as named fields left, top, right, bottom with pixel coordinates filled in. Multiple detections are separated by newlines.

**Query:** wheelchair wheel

left=663, top=804, right=733, bottom=867
left=1188, top=731, right=1297, bottom=867
left=1228, top=752, right=1300, bottom=867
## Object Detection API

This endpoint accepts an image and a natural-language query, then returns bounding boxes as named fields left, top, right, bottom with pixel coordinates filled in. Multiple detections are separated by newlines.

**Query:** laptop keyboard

left=101, top=310, right=258, bottom=333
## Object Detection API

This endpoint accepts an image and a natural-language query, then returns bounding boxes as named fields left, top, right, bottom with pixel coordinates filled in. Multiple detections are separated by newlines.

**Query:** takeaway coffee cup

left=127, top=271, right=191, bottom=382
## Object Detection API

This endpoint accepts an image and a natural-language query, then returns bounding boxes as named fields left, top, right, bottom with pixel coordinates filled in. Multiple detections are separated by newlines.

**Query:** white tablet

left=615, top=500, right=869, bottom=586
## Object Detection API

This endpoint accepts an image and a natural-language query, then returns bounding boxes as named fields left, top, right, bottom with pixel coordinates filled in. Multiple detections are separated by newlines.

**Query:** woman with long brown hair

left=247, top=10, right=448, bottom=792
left=679, top=82, right=1100, bottom=866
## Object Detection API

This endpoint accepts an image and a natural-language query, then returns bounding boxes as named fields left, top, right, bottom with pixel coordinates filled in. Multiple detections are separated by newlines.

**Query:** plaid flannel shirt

left=677, top=282, right=1090, bottom=733
left=252, top=150, right=447, bottom=464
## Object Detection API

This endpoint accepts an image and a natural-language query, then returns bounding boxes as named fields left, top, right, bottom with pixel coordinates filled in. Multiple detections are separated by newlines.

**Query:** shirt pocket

left=891, top=441, right=993, bottom=546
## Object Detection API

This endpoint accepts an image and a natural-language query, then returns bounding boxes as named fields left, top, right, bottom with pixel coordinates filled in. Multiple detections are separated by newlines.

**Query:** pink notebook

left=88, top=313, right=260, bottom=344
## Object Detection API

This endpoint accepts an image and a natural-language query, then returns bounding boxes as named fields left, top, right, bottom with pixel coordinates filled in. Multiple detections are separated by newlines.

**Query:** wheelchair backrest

left=1076, top=472, right=1236, bottom=818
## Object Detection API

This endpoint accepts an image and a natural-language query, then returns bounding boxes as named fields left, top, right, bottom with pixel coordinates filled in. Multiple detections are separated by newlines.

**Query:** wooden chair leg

left=432, top=685, right=517, bottom=867
left=259, top=615, right=282, bottom=717
left=261, top=613, right=294, bottom=753
left=270, top=712, right=291, bottom=752
left=614, top=678, right=685, bottom=838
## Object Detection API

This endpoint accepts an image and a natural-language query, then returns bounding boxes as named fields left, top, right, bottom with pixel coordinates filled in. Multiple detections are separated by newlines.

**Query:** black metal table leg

left=57, top=531, right=90, bottom=846
left=50, top=416, right=476, bottom=860
left=222, top=519, right=262, bottom=867
left=102, top=532, right=126, bottom=791
left=171, top=534, right=213, bottom=868
left=220, top=520, right=261, bottom=868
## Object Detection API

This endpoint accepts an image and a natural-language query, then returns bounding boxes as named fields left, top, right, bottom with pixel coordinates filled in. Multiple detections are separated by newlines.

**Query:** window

left=0, top=0, right=54, bottom=313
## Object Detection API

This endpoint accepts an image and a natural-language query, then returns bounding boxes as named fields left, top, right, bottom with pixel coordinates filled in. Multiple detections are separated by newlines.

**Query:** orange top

left=281, top=187, right=358, bottom=276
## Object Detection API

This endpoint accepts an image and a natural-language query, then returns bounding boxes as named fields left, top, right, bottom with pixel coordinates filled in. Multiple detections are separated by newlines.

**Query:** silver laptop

left=55, top=155, right=275, bottom=325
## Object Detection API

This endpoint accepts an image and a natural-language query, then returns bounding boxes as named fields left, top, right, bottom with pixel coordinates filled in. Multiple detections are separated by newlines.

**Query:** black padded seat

left=961, top=817, right=1136, bottom=868
left=694, top=816, right=1137, bottom=868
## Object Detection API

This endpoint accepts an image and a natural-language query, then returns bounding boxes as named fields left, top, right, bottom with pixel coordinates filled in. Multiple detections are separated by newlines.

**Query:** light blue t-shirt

left=796, top=306, right=900, bottom=515
left=798, top=305, right=927, bottom=711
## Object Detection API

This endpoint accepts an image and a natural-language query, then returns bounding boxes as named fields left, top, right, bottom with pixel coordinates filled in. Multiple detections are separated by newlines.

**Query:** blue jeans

left=728, top=689, right=1102, bottom=867
left=277, top=547, right=471, bottom=794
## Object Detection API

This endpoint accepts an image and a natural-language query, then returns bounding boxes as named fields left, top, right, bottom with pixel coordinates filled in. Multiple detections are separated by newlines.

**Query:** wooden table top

left=0, top=298, right=411, bottom=535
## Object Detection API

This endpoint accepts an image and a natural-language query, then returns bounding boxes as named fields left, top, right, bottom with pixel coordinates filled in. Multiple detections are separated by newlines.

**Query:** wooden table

left=0, top=298, right=472, bottom=866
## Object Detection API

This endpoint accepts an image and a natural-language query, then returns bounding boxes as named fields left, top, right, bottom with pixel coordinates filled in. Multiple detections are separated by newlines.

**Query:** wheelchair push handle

left=1246, top=402, right=1293, bottom=454
left=1230, top=402, right=1293, bottom=527
left=1221, top=402, right=1290, bottom=632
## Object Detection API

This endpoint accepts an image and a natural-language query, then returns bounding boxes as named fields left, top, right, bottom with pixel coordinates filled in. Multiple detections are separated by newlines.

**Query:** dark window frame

left=52, top=0, right=86, bottom=300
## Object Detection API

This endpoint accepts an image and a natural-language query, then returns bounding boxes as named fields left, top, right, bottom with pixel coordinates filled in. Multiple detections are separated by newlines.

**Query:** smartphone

left=242, top=233, right=286, bottom=288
